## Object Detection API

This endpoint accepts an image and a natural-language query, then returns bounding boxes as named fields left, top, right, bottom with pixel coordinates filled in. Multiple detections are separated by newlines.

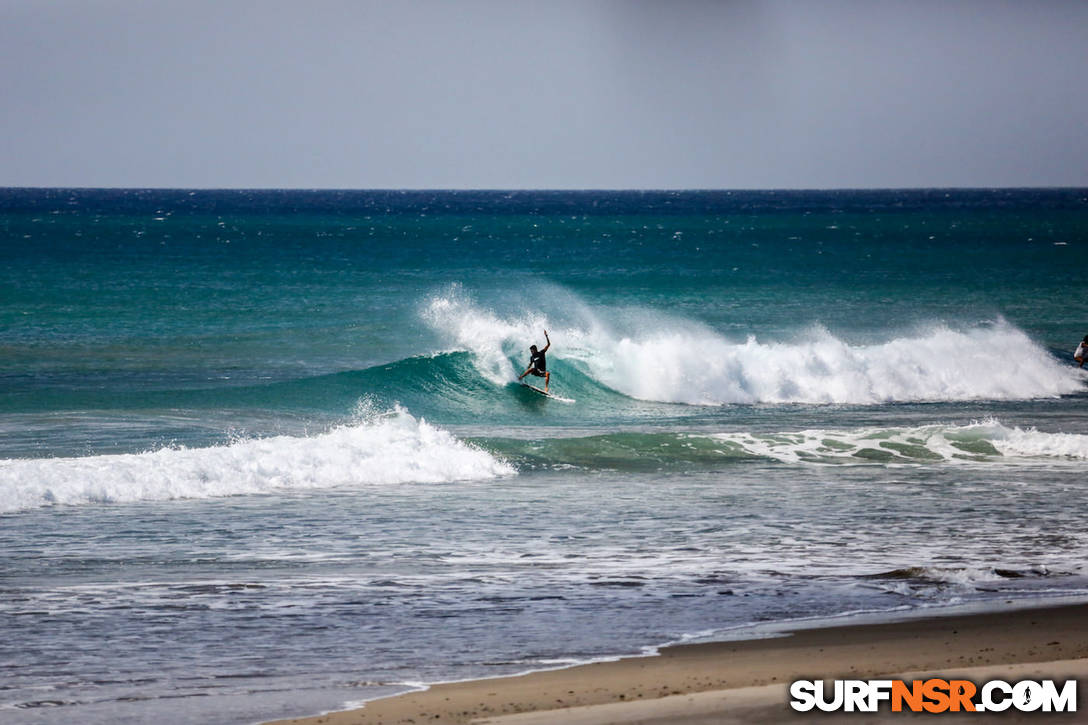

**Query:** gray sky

left=1, top=0, right=1086, bottom=189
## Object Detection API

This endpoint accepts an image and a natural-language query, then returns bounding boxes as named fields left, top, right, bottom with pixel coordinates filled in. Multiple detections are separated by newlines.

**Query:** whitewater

left=9, top=412, right=1088, bottom=514
left=3, top=188, right=1087, bottom=725
left=423, top=287, right=1082, bottom=405
left=6, top=290, right=1085, bottom=513
left=0, top=407, right=513, bottom=513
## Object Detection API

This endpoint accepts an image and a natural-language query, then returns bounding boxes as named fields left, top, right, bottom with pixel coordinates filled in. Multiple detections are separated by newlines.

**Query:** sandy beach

left=268, top=601, right=1088, bottom=724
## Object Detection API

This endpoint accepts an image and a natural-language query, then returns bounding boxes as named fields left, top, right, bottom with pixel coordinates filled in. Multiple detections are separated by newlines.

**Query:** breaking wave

left=707, top=419, right=1088, bottom=465
left=476, top=420, right=1088, bottom=470
left=0, top=406, right=514, bottom=512
left=421, top=286, right=1082, bottom=406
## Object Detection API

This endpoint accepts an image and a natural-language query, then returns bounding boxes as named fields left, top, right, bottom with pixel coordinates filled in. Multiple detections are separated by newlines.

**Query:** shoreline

left=266, top=598, right=1088, bottom=724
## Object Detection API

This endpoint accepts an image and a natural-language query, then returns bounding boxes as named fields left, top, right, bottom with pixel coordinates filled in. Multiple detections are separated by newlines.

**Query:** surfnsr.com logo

left=790, top=678, right=1077, bottom=713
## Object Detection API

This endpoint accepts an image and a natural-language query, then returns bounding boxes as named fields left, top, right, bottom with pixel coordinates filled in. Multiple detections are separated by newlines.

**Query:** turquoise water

left=2, top=188, right=1088, bottom=723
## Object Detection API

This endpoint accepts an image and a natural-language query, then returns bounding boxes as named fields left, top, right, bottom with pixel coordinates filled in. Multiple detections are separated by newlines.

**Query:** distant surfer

left=1075, top=336, right=1088, bottom=368
left=518, top=329, right=551, bottom=393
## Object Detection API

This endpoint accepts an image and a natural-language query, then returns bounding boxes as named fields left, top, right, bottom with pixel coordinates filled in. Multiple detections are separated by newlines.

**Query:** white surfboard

left=520, top=383, right=575, bottom=403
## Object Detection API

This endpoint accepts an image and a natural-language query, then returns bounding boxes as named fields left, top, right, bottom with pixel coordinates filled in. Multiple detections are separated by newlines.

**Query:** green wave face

left=475, top=420, right=1088, bottom=473
left=476, top=432, right=766, bottom=472
left=142, top=351, right=681, bottom=425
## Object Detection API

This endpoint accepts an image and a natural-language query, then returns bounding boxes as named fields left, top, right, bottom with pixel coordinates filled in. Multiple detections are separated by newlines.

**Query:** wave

left=857, top=564, right=1088, bottom=600
left=5, top=415, right=1083, bottom=512
left=709, top=419, right=1088, bottom=465
left=478, top=432, right=765, bottom=472
left=13, top=288, right=1076, bottom=423
left=193, top=350, right=630, bottom=424
left=420, top=286, right=1083, bottom=406
left=0, top=407, right=514, bottom=513
left=867, top=565, right=1052, bottom=583
left=477, top=420, right=1088, bottom=471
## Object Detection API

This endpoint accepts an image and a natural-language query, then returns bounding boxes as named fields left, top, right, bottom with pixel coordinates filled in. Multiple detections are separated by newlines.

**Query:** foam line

left=422, top=287, right=1082, bottom=405
left=707, top=419, right=1088, bottom=465
left=0, top=407, right=514, bottom=512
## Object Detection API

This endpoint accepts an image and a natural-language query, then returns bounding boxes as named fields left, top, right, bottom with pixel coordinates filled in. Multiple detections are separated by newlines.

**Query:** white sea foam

left=421, top=285, right=547, bottom=385
left=423, top=287, right=1083, bottom=405
left=0, top=406, right=514, bottom=512
left=706, top=420, right=1088, bottom=465
left=982, top=421, right=1088, bottom=459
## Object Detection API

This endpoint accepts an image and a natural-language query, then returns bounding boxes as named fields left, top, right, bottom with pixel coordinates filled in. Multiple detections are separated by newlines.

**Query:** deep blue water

left=2, top=188, right=1088, bottom=723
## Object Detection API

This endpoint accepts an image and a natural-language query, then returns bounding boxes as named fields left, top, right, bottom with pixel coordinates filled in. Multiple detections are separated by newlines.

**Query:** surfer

left=518, top=329, right=551, bottom=393
left=1075, top=336, right=1088, bottom=368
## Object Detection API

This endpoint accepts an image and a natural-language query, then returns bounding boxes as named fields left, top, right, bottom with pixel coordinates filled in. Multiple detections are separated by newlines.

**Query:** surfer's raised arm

left=540, top=330, right=551, bottom=353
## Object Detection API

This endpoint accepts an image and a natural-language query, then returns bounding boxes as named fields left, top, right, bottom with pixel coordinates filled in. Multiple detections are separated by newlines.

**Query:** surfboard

left=521, top=383, right=550, bottom=396
left=520, top=383, right=575, bottom=403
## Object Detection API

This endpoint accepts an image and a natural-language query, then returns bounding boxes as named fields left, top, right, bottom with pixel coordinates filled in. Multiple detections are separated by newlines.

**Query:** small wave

left=479, top=432, right=765, bottom=472
left=858, top=564, right=1076, bottom=599
left=0, top=406, right=513, bottom=512
left=475, top=421, right=1088, bottom=472
left=867, top=565, right=1051, bottom=584
left=421, top=286, right=1082, bottom=405
left=708, top=420, right=1088, bottom=465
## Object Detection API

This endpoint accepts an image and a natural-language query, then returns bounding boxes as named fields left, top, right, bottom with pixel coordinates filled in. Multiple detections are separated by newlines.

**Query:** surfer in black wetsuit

left=518, top=330, right=551, bottom=393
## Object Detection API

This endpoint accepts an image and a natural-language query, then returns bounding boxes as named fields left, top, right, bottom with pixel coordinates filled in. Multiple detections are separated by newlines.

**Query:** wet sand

left=267, top=601, right=1088, bottom=724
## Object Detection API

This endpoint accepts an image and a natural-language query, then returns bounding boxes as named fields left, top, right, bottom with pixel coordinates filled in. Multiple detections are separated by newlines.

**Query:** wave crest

left=421, top=287, right=1081, bottom=405
left=0, top=406, right=514, bottom=512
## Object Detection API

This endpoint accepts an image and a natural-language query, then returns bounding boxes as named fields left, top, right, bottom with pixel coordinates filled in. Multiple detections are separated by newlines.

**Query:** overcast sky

left=1, top=0, right=1086, bottom=189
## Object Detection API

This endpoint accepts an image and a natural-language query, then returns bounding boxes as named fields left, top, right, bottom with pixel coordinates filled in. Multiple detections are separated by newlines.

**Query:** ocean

left=2, top=188, right=1087, bottom=723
